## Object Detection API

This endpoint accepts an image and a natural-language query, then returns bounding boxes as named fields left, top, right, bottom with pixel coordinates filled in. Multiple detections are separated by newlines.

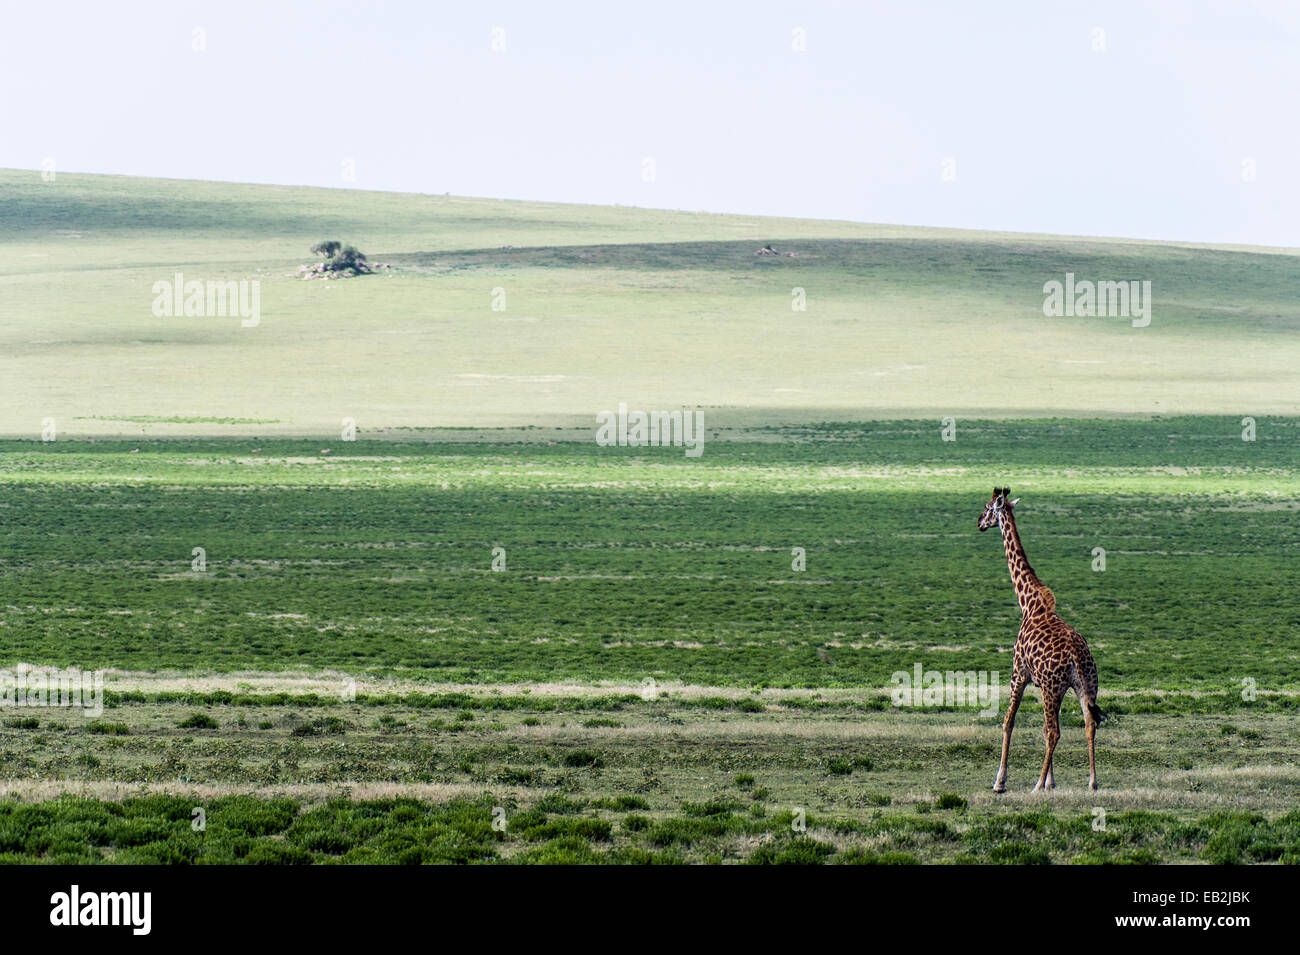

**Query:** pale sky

left=3, top=0, right=1297, bottom=246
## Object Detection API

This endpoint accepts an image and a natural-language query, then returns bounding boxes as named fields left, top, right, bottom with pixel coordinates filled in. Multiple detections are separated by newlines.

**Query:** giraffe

left=978, top=487, right=1102, bottom=792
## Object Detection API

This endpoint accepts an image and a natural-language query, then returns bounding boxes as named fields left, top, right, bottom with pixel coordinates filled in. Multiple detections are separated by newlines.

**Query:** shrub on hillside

left=309, top=240, right=371, bottom=275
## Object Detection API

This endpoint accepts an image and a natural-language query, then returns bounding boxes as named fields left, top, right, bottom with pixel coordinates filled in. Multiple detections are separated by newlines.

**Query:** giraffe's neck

left=999, top=510, right=1044, bottom=613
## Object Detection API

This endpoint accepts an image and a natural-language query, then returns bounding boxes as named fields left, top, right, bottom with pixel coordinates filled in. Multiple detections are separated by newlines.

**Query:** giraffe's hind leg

left=1079, top=693, right=1099, bottom=791
left=1033, top=685, right=1064, bottom=792
left=993, top=672, right=1027, bottom=793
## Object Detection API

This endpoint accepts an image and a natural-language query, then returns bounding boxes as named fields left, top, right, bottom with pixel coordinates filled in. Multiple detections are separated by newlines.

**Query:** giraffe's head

left=977, top=486, right=1019, bottom=531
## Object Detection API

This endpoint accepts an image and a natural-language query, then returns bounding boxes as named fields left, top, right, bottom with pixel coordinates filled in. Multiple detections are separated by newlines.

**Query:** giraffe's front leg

left=993, top=677, right=1025, bottom=793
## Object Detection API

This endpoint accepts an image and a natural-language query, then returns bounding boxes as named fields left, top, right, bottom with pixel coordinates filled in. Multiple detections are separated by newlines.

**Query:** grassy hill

left=2, top=169, right=1297, bottom=438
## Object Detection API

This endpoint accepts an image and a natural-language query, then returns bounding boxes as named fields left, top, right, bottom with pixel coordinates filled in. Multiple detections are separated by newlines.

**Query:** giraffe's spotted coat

left=978, top=487, right=1101, bottom=793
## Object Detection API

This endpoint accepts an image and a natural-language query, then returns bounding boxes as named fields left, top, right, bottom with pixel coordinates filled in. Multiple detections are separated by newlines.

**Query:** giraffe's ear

left=1008, top=497, right=1020, bottom=508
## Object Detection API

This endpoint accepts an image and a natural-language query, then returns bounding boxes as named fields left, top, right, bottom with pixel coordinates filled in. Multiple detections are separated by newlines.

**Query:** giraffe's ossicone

left=978, top=487, right=1103, bottom=793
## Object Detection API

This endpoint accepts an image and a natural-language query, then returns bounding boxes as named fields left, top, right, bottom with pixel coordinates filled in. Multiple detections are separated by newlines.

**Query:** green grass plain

left=2, top=422, right=1299, bottom=690
left=1, top=171, right=1298, bottom=863
left=2, top=700, right=1298, bottom=865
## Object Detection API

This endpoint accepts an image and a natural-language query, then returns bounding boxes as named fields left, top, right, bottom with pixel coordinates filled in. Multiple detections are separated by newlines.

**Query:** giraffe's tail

left=1087, top=700, right=1106, bottom=726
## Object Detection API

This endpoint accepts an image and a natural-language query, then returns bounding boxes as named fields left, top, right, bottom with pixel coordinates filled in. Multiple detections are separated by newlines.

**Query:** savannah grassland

left=0, top=171, right=1298, bottom=864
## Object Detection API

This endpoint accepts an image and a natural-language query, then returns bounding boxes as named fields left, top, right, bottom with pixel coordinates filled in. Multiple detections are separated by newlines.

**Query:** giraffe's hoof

left=992, top=784, right=1005, bottom=794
